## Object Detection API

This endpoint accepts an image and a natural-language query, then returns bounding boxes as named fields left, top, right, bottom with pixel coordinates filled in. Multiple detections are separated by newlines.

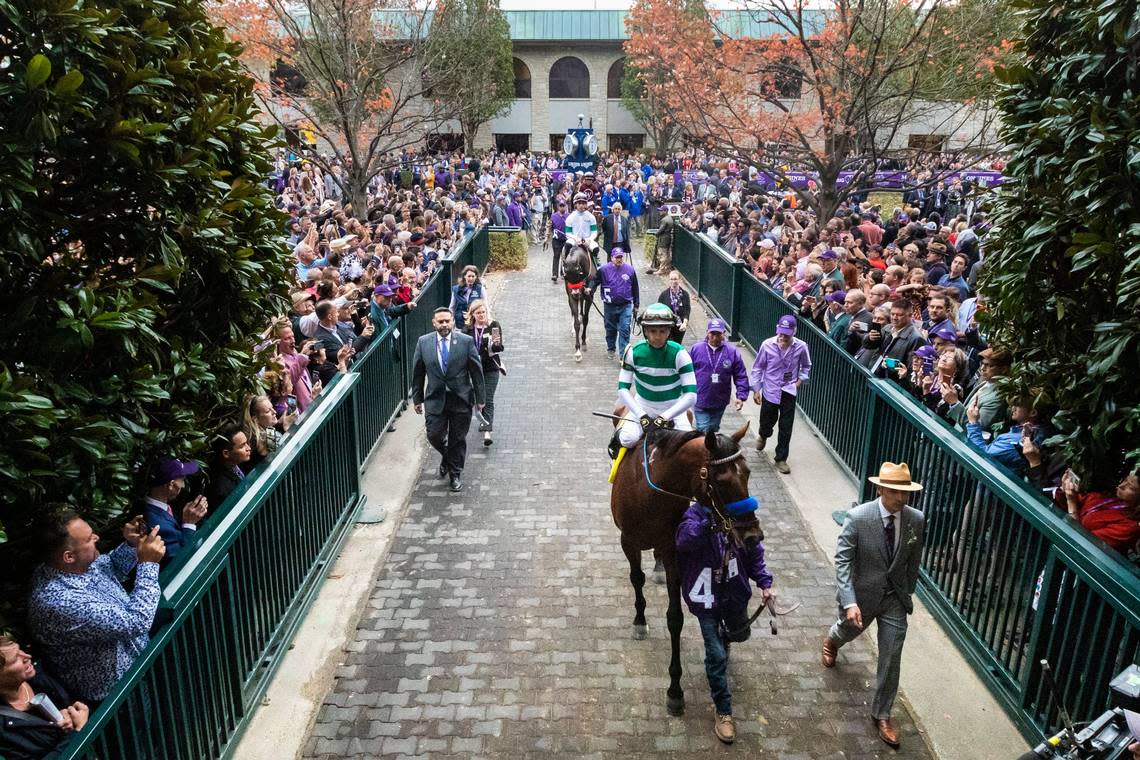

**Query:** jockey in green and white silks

left=610, top=304, right=698, bottom=466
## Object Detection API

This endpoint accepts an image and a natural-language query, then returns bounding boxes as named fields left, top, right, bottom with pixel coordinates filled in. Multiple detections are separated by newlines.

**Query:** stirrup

left=608, top=447, right=628, bottom=483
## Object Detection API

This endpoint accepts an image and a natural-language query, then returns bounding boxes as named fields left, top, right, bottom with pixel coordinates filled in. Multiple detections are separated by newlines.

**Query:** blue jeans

left=603, top=301, right=633, bottom=355
left=698, top=616, right=731, bottom=715
left=693, top=407, right=726, bottom=433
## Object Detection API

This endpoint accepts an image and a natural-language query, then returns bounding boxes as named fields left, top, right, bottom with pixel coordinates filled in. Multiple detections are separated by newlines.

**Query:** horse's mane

left=652, top=429, right=740, bottom=461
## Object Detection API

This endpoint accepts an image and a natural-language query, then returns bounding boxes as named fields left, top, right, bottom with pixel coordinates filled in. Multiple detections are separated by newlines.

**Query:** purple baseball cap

left=825, top=290, right=847, bottom=304
left=776, top=315, right=797, bottom=335
left=931, top=324, right=958, bottom=342
left=706, top=318, right=727, bottom=333
left=819, top=249, right=840, bottom=261
left=150, top=456, right=199, bottom=487
left=610, top=247, right=625, bottom=258
left=914, top=344, right=939, bottom=359
left=373, top=284, right=395, bottom=297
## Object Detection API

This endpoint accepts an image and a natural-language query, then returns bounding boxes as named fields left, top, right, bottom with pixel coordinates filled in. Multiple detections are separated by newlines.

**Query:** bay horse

left=562, top=244, right=597, bottom=362
left=611, top=422, right=752, bottom=716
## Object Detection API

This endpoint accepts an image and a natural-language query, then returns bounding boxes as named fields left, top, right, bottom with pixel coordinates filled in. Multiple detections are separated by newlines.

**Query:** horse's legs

left=581, top=292, right=591, bottom=350
left=568, top=293, right=582, bottom=360
left=652, top=554, right=666, bottom=585
left=621, top=536, right=648, bottom=639
left=663, top=550, right=685, bottom=716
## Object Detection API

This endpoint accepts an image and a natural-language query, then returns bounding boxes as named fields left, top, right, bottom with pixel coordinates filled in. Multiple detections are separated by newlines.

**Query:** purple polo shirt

left=689, top=339, right=749, bottom=411
left=596, top=262, right=639, bottom=307
left=550, top=210, right=567, bottom=241
left=749, top=336, right=812, bottom=404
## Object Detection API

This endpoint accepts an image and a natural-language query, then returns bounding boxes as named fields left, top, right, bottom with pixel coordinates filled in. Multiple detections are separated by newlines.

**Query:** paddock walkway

left=301, top=242, right=935, bottom=758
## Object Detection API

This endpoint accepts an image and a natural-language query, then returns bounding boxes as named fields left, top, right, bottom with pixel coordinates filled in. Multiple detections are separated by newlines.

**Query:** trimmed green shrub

left=489, top=230, right=528, bottom=270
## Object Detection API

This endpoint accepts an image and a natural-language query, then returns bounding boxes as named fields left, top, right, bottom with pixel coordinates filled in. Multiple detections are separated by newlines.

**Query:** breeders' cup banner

left=547, top=168, right=1007, bottom=190
left=677, top=169, right=1007, bottom=190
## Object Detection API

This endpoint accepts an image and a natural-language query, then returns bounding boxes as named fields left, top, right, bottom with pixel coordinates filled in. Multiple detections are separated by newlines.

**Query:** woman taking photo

left=657, top=270, right=691, bottom=345
left=463, top=299, right=505, bottom=446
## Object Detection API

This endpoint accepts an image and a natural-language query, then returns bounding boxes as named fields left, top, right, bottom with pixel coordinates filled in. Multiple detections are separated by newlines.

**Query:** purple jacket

left=689, top=340, right=749, bottom=411
left=506, top=201, right=525, bottom=227
left=676, top=503, right=772, bottom=619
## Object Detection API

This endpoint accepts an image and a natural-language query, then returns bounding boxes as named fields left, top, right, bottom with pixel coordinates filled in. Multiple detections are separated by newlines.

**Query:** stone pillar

left=529, top=52, right=550, bottom=153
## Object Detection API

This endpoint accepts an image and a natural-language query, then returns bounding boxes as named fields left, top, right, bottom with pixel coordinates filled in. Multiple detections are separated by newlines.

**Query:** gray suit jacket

left=835, top=500, right=925, bottom=615
left=411, top=331, right=485, bottom=415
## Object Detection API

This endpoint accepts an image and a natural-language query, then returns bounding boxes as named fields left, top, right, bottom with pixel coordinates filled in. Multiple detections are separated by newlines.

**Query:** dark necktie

left=885, top=514, right=896, bottom=563
left=440, top=336, right=449, bottom=372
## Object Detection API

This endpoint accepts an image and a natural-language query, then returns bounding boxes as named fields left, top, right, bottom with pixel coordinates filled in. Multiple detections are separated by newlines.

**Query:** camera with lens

left=1016, top=664, right=1139, bottom=760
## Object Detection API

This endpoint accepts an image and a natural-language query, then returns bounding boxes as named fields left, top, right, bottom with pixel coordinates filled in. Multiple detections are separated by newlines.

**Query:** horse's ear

left=704, top=429, right=718, bottom=451
left=730, top=421, right=750, bottom=443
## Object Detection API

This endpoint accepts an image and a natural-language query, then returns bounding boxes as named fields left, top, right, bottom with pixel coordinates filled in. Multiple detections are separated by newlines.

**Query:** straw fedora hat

left=868, top=462, right=923, bottom=492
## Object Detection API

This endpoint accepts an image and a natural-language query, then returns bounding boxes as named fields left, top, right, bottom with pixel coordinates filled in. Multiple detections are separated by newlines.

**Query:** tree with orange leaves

left=210, top=0, right=511, bottom=212
left=624, top=0, right=1018, bottom=218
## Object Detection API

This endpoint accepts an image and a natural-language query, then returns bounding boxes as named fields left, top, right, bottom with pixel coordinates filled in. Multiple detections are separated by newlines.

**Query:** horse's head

left=690, top=422, right=756, bottom=531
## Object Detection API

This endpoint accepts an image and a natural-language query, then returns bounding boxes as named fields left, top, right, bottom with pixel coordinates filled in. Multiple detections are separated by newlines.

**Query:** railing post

left=728, top=259, right=744, bottom=341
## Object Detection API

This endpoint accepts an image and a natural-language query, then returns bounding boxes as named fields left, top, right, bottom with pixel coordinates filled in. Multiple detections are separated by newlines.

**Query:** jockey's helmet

left=639, top=303, right=677, bottom=328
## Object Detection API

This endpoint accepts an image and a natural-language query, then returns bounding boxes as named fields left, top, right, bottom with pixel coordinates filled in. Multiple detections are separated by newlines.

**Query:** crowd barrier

left=668, top=226, right=1140, bottom=741
left=55, top=226, right=493, bottom=759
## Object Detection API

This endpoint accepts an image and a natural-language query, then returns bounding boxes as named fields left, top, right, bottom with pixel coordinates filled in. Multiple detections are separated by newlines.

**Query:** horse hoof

left=666, top=696, right=685, bottom=716
left=574, top=351, right=582, bottom=362
left=632, top=624, right=648, bottom=640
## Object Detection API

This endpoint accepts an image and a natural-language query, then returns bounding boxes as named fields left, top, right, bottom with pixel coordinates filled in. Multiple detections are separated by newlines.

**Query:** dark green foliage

left=0, top=0, right=290, bottom=544
left=982, top=0, right=1140, bottom=487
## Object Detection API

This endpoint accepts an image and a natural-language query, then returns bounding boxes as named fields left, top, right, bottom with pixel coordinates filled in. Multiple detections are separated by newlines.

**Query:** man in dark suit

left=412, top=307, right=486, bottom=492
left=313, top=299, right=373, bottom=370
left=141, top=456, right=208, bottom=567
left=602, top=202, right=631, bottom=260
left=821, top=461, right=925, bottom=749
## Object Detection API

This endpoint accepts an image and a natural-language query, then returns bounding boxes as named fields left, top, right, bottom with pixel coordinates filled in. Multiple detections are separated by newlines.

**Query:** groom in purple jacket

left=676, top=496, right=776, bottom=745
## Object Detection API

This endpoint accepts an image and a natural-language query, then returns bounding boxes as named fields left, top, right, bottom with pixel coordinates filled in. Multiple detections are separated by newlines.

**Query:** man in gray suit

left=821, top=461, right=925, bottom=749
left=412, top=307, right=486, bottom=492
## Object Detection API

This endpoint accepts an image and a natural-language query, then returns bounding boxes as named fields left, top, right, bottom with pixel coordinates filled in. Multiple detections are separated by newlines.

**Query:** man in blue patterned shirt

left=27, top=511, right=166, bottom=704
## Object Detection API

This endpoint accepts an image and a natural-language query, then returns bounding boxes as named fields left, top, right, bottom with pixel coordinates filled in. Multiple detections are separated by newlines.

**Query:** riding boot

left=607, top=429, right=622, bottom=460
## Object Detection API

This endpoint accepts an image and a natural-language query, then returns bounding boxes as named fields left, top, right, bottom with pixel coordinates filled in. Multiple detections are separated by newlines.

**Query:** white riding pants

left=618, top=397, right=693, bottom=448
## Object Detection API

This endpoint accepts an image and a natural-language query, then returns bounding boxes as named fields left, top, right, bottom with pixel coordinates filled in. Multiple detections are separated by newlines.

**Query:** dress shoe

left=449, top=475, right=463, bottom=492
left=755, top=434, right=767, bottom=451
left=438, top=462, right=448, bottom=478
left=874, top=717, right=900, bottom=748
left=775, top=460, right=791, bottom=474
left=714, top=713, right=735, bottom=744
left=484, top=432, right=493, bottom=446
left=821, top=636, right=839, bottom=668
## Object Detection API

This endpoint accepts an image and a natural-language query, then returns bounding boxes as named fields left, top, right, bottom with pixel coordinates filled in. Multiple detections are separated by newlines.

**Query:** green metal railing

left=55, top=226, right=492, bottom=759
left=669, top=226, right=1140, bottom=741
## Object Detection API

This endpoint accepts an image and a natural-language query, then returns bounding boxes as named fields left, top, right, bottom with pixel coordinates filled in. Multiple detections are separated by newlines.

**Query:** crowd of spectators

left=5, top=144, right=1131, bottom=757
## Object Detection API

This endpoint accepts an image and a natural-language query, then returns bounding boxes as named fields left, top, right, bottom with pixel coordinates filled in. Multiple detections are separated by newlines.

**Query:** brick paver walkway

left=303, top=241, right=935, bottom=759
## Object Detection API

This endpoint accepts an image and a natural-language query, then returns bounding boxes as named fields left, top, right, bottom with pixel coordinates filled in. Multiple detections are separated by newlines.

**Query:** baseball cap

left=776, top=315, right=797, bottom=335
left=819, top=249, right=840, bottom=261
left=931, top=324, right=958, bottom=342
left=706, top=319, right=727, bottom=333
left=825, top=290, right=847, bottom=304
left=150, top=457, right=199, bottom=487
left=373, top=284, right=395, bottom=297
left=610, top=248, right=625, bottom=258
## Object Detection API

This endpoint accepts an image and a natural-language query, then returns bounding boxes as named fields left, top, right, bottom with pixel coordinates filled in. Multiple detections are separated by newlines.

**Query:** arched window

left=549, top=56, right=590, bottom=99
left=513, top=58, right=531, bottom=99
left=607, top=58, right=625, bottom=99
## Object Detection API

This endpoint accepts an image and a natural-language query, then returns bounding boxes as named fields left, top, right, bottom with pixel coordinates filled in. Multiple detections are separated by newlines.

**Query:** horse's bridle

left=640, top=434, right=744, bottom=528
